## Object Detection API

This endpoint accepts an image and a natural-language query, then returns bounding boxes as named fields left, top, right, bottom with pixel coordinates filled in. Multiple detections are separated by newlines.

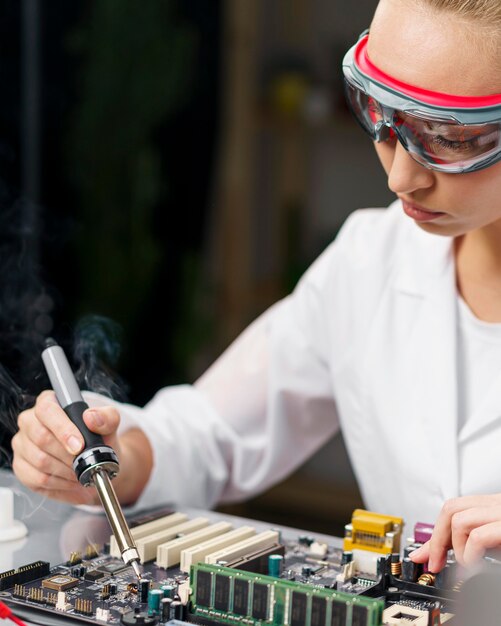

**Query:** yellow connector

left=343, top=509, right=404, bottom=555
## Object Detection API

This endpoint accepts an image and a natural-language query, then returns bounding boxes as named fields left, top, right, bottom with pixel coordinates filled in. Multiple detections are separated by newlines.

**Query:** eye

left=432, top=135, right=480, bottom=153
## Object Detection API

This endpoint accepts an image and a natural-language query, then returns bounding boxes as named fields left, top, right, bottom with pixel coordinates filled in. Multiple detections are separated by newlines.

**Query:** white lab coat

left=87, top=199, right=501, bottom=534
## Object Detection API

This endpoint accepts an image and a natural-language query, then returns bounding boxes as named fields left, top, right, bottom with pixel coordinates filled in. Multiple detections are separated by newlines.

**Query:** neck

left=458, top=220, right=501, bottom=275
left=455, top=220, right=501, bottom=322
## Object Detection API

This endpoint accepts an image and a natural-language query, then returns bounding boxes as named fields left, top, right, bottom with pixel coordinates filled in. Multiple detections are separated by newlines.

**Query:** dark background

left=0, top=0, right=394, bottom=535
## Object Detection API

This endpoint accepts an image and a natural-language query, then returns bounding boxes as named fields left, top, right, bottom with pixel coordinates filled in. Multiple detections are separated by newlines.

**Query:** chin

left=413, top=220, right=465, bottom=238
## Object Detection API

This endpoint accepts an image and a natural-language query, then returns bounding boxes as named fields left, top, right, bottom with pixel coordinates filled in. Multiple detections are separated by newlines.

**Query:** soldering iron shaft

left=41, top=338, right=142, bottom=578
left=92, top=469, right=141, bottom=579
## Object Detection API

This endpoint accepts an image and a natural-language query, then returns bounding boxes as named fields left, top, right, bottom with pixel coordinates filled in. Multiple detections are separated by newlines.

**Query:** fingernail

left=67, top=435, right=83, bottom=454
left=87, top=410, right=104, bottom=427
left=408, top=547, right=423, bottom=558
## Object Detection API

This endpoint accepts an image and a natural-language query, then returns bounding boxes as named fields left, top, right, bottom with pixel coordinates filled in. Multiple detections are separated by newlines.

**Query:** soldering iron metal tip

left=44, top=337, right=58, bottom=349
left=131, top=560, right=142, bottom=580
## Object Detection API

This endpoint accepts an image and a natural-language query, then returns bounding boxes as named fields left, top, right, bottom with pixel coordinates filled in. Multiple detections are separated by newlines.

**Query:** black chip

left=233, top=579, right=249, bottom=616
left=251, top=583, right=269, bottom=620
left=214, top=574, right=230, bottom=612
left=290, top=591, right=307, bottom=626
left=84, top=570, right=105, bottom=581
left=351, top=604, right=368, bottom=626
left=331, top=600, right=347, bottom=626
left=311, top=596, right=327, bottom=626
left=196, top=570, right=212, bottom=608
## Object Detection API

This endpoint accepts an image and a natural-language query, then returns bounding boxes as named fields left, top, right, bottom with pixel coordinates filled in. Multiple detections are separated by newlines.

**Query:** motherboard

left=0, top=508, right=460, bottom=626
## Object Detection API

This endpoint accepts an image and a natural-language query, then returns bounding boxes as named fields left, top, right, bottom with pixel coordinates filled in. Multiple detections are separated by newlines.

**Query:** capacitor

left=403, top=557, right=423, bottom=582
left=377, top=556, right=388, bottom=576
left=147, top=589, right=163, bottom=614
left=301, top=566, right=313, bottom=577
left=160, top=584, right=175, bottom=599
left=109, top=583, right=118, bottom=595
left=80, top=566, right=87, bottom=577
left=268, top=554, right=284, bottom=578
left=161, top=598, right=173, bottom=621
left=170, top=600, right=183, bottom=620
left=341, top=551, right=353, bottom=565
left=140, top=579, right=150, bottom=603
left=435, top=561, right=455, bottom=589
left=71, top=567, right=80, bottom=578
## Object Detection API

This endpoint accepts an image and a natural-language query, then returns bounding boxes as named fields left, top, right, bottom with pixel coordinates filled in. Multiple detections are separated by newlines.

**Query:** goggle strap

left=355, top=35, right=501, bottom=109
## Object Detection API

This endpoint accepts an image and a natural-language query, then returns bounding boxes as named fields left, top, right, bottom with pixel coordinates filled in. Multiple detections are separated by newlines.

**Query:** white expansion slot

left=156, top=521, right=233, bottom=568
left=109, top=512, right=188, bottom=557
left=136, top=517, right=210, bottom=563
left=180, top=526, right=256, bottom=573
left=205, top=530, right=279, bottom=565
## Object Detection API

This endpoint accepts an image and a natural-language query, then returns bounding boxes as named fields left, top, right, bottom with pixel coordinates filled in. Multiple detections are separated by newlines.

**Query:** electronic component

left=414, top=521, right=434, bottom=545
left=205, top=530, right=279, bottom=565
left=0, top=561, right=50, bottom=591
left=136, top=517, right=210, bottom=563
left=140, top=579, right=150, bottom=603
left=109, top=512, right=188, bottom=558
left=191, top=562, right=384, bottom=625
left=268, top=554, right=284, bottom=577
left=148, top=589, right=163, bottom=614
left=84, top=569, right=105, bottom=582
left=402, top=556, right=420, bottom=582
left=42, top=575, right=79, bottom=592
left=224, top=543, right=285, bottom=574
left=383, top=603, right=454, bottom=624
left=156, top=521, right=233, bottom=568
left=179, top=526, right=256, bottom=572
left=344, top=509, right=403, bottom=555
left=74, top=598, right=93, bottom=615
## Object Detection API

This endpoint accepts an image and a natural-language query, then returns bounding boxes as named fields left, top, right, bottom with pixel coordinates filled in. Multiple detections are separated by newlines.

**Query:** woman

left=11, top=0, right=501, bottom=575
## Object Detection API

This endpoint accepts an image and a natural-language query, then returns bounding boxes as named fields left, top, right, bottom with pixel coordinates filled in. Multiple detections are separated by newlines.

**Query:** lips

left=401, top=200, right=446, bottom=223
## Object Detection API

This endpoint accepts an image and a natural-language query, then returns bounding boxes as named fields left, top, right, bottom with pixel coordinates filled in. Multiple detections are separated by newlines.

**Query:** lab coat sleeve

left=84, top=210, right=370, bottom=512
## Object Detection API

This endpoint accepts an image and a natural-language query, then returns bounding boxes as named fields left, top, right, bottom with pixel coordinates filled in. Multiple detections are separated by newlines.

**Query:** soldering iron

left=41, top=338, right=142, bottom=579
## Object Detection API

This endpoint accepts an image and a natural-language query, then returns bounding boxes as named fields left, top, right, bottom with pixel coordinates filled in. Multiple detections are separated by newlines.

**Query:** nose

left=386, top=141, right=435, bottom=195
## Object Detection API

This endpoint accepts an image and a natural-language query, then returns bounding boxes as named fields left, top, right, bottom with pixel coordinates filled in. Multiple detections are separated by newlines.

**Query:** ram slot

left=205, top=530, right=279, bottom=565
left=136, top=517, right=210, bottom=563
left=156, top=521, right=233, bottom=569
left=180, top=526, right=256, bottom=573
left=109, top=512, right=188, bottom=557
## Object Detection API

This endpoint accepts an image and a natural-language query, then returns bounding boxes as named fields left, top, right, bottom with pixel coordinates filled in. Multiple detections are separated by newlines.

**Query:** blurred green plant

left=66, top=0, right=195, bottom=335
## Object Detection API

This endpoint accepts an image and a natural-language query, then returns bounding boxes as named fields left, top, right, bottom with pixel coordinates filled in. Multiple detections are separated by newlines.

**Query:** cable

left=0, top=601, right=28, bottom=626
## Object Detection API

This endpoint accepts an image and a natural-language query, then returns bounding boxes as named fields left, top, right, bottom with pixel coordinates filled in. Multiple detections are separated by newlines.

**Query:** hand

left=12, top=390, right=152, bottom=506
left=409, top=495, right=501, bottom=572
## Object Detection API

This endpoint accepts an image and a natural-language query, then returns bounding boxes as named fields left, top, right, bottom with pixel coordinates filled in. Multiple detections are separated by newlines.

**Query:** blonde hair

left=422, top=0, right=501, bottom=26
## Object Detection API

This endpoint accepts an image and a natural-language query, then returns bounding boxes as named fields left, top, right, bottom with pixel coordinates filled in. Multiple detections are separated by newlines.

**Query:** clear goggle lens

left=344, top=78, right=501, bottom=173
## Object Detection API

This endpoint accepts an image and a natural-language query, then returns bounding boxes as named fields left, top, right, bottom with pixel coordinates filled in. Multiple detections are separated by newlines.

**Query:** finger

left=428, top=495, right=501, bottom=572
left=19, top=412, right=75, bottom=468
left=463, top=521, right=501, bottom=566
left=34, top=391, right=84, bottom=454
left=11, top=433, right=77, bottom=482
left=12, top=455, right=78, bottom=493
left=409, top=541, right=430, bottom=563
left=450, top=506, right=501, bottom=566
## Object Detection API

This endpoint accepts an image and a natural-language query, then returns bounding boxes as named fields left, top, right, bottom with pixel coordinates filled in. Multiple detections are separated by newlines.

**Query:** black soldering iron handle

left=41, top=338, right=104, bottom=451
left=64, top=400, right=105, bottom=451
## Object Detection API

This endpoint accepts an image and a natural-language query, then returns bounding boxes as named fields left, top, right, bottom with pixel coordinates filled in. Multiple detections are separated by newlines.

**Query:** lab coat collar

left=392, top=203, right=501, bottom=457
left=393, top=206, right=460, bottom=500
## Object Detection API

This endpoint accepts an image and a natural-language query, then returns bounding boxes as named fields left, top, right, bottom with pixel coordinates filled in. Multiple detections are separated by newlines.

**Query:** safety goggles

left=342, top=32, right=501, bottom=173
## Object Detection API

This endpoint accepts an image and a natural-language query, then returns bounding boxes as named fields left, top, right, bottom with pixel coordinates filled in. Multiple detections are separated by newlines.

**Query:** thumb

left=83, top=407, right=121, bottom=438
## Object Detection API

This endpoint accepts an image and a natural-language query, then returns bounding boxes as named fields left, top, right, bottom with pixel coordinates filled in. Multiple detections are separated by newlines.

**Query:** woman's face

left=368, top=0, right=501, bottom=237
